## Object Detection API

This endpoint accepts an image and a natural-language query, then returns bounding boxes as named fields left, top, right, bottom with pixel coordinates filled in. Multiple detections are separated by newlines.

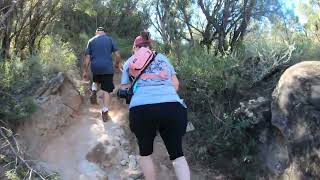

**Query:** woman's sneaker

left=90, top=90, right=97, bottom=104
left=102, top=111, right=111, bottom=122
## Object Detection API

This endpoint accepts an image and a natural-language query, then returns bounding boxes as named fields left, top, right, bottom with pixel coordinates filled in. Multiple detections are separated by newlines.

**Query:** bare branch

left=176, top=16, right=203, bottom=34
left=0, top=1, right=17, bottom=30
left=0, top=127, right=47, bottom=180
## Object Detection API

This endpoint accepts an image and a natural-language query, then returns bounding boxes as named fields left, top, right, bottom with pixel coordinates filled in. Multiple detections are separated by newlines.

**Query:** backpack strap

left=128, top=51, right=157, bottom=92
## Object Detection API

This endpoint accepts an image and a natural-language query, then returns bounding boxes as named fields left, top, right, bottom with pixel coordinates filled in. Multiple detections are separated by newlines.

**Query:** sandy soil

left=22, top=73, right=219, bottom=180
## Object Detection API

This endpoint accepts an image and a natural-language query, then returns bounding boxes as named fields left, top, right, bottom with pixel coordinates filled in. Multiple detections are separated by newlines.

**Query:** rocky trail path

left=37, top=91, right=143, bottom=180
left=18, top=72, right=217, bottom=180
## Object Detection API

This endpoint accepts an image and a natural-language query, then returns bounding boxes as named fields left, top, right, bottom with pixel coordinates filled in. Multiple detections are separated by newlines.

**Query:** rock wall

left=18, top=72, right=82, bottom=156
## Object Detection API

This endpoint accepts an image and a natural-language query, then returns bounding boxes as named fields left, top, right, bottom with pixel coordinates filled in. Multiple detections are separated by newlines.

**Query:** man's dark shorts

left=129, top=102, right=188, bottom=160
left=92, top=74, right=114, bottom=93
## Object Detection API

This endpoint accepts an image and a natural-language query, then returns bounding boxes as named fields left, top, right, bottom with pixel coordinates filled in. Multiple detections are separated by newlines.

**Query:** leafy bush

left=38, top=36, right=78, bottom=76
left=175, top=35, right=320, bottom=178
left=175, top=45, right=247, bottom=114
left=0, top=35, right=78, bottom=125
left=185, top=112, right=261, bottom=178
left=174, top=45, right=267, bottom=178
left=292, top=34, right=320, bottom=60
left=114, top=36, right=133, bottom=59
left=0, top=58, right=41, bottom=124
left=240, top=31, right=320, bottom=85
left=237, top=36, right=295, bottom=84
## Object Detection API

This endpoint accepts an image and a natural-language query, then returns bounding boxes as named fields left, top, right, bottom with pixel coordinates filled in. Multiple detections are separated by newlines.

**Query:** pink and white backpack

left=129, top=47, right=155, bottom=77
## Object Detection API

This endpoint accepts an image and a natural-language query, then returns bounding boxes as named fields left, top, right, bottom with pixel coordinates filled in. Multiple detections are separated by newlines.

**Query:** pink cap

left=134, top=35, right=152, bottom=47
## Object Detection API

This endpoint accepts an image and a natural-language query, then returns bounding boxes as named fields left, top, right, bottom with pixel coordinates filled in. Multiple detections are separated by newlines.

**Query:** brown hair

left=137, top=30, right=152, bottom=49
left=140, top=30, right=150, bottom=41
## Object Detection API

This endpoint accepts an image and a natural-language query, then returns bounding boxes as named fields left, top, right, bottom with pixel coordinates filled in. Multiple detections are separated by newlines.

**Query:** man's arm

left=82, top=55, right=91, bottom=80
left=119, top=60, right=131, bottom=89
left=114, top=50, right=122, bottom=70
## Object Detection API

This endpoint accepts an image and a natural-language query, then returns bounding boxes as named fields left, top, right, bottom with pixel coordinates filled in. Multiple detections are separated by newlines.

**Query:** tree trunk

left=1, top=30, right=11, bottom=59
left=0, top=0, right=16, bottom=59
left=1, top=16, right=13, bottom=59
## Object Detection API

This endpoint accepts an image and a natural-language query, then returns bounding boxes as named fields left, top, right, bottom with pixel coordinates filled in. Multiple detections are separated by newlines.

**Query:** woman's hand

left=120, top=83, right=131, bottom=89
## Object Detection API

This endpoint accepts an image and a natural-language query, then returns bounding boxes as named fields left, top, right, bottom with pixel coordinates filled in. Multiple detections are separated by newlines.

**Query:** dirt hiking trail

left=20, top=73, right=219, bottom=180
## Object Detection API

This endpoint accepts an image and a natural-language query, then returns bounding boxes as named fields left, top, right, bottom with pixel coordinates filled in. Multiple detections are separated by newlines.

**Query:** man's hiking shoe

left=102, top=111, right=111, bottom=122
left=90, top=90, right=97, bottom=104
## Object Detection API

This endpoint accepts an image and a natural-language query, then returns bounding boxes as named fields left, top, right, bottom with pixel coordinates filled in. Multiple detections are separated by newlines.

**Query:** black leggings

left=129, top=102, right=188, bottom=160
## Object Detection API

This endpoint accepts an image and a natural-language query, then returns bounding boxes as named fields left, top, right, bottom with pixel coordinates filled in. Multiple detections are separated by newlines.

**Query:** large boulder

left=271, top=61, right=320, bottom=178
left=234, top=61, right=320, bottom=178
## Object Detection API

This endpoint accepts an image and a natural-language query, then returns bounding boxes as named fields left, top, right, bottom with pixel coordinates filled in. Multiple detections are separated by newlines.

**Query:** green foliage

left=0, top=59, right=41, bottom=123
left=175, top=45, right=247, bottom=113
left=176, top=26, right=320, bottom=178
left=38, top=36, right=78, bottom=76
left=0, top=35, right=78, bottom=125
left=0, top=151, right=61, bottom=180
left=296, top=0, right=320, bottom=42
left=292, top=34, right=320, bottom=59
left=175, top=45, right=268, bottom=178
left=110, top=34, right=133, bottom=59
left=185, top=110, right=261, bottom=178
left=5, top=170, right=21, bottom=180
left=238, top=29, right=320, bottom=86
left=117, top=38, right=133, bottom=59
left=236, top=35, right=295, bottom=84
left=53, top=0, right=147, bottom=55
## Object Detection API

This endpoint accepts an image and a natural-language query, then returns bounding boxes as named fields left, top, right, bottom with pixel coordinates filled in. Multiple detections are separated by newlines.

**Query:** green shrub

left=174, top=46, right=263, bottom=178
left=0, top=58, right=41, bottom=124
left=240, top=31, right=320, bottom=85
left=238, top=36, right=295, bottom=84
left=175, top=36, right=320, bottom=178
left=184, top=110, right=261, bottom=178
left=38, top=36, right=78, bottom=76
left=0, top=35, right=78, bottom=125
left=292, top=34, right=320, bottom=60
left=175, top=45, right=247, bottom=114
left=115, top=36, right=133, bottom=59
left=1, top=157, right=60, bottom=180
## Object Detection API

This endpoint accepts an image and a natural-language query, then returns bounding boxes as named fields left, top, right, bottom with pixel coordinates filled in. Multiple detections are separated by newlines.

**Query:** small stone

left=275, top=162, right=282, bottom=171
left=248, top=99, right=255, bottom=105
left=128, top=155, right=137, bottom=169
left=120, top=160, right=127, bottom=166
left=127, top=170, right=143, bottom=179
left=257, top=97, right=265, bottom=102
left=159, top=164, right=168, bottom=171
left=120, top=139, right=128, bottom=146
left=113, top=140, right=121, bottom=147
